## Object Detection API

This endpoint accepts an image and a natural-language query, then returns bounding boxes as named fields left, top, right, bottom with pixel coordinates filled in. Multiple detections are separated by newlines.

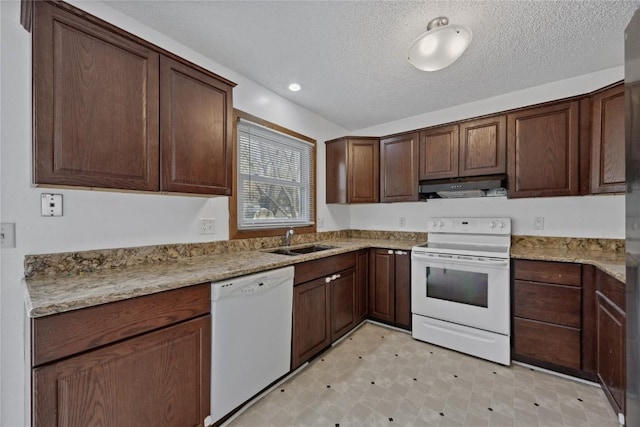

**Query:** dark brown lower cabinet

left=369, top=249, right=411, bottom=330
left=33, top=316, right=210, bottom=427
left=514, top=259, right=627, bottom=420
left=31, top=284, right=211, bottom=427
left=330, top=267, right=357, bottom=341
left=394, top=251, right=411, bottom=329
left=355, top=250, right=369, bottom=322
left=292, top=277, right=331, bottom=370
left=513, top=317, right=581, bottom=370
left=291, top=252, right=367, bottom=370
left=512, top=260, right=585, bottom=375
left=595, top=268, right=626, bottom=417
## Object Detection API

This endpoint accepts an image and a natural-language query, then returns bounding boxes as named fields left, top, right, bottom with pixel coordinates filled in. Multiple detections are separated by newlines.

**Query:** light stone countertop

left=25, top=237, right=627, bottom=319
left=24, top=238, right=421, bottom=318
left=510, top=246, right=626, bottom=283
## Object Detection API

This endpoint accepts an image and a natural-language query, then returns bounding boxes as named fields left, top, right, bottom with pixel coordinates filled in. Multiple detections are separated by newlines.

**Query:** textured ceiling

left=106, top=1, right=640, bottom=131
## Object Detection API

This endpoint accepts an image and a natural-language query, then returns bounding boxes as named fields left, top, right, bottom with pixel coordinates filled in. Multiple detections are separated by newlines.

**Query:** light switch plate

left=0, top=223, right=16, bottom=248
left=41, top=193, right=63, bottom=216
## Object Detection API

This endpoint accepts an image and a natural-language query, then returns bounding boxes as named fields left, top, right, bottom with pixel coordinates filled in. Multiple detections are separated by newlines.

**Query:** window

left=231, top=111, right=316, bottom=237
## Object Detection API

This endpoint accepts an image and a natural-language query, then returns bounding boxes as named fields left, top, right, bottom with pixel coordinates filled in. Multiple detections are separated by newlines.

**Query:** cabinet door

left=591, top=84, right=625, bottom=194
left=369, top=249, right=395, bottom=323
left=380, top=133, right=419, bottom=202
left=330, top=268, right=357, bottom=341
left=325, top=139, right=347, bottom=203
left=348, top=138, right=380, bottom=203
left=355, top=250, right=369, bottom=322
left=507, top=101, right=580, bottom=198
left=459, top=115, right=507, bottom=177
left=419, top=125, right=459, bottom=180
left=33, top=315, right=210, bottom=427
left=597, top=292, right=626, bottom=414
left=160, top=56, right=233, bottom=195
left=292, top=278, right=331, bottom=369
left=33, top=1, right=160, bottom=191
left=394, top=251, right=412, bottom=330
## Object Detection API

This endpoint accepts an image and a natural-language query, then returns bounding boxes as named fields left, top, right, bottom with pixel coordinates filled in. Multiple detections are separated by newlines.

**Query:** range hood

left=419, top=175, right=507, bottom=199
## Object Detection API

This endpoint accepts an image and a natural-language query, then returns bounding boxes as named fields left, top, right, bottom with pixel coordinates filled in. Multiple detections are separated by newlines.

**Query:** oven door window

left=426, top=267, right=488, bottom=308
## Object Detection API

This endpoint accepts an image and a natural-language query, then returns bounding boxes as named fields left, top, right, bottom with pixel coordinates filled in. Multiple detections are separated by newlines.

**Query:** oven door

left=411, top=252, right=510, bottom=335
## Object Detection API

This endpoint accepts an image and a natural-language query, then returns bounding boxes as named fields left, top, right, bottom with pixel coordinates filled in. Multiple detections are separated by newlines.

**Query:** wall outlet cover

left=41, top=193, right=63, bottom=217
left=199, top=218, right=215, bottom=235
left=0, top=223, right=16, bottom=248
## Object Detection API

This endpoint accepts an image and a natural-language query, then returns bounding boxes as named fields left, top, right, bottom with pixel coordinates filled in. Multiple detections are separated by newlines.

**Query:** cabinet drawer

left=294, top=252, right=356, bottom=285
left=514, top=280, right=581, bottom=328
left=514, top=317, right=581, bottom=370
left=32, top=284, right=210, bottom=366
left=514, top=260, right=581, bottom=286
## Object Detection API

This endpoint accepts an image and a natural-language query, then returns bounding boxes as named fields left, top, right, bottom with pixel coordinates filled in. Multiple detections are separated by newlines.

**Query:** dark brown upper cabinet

left=33, top=1, right=160, bottom=191
left=590, top=83, right=625, bottom=194
left=380, top=132, right=419, bottom=202
left=326, top=137, right=379, bottom=203
left=160, top=56, right=233, bottom=195
left=419, top=116, right=506, bottom=181
left=459, top=116, right=507, bottom=176
left=419, top=125, right=459, bottom=180
left=507, top=101, right=580, bottom=198
left=32, top=1, right=235, bottom=195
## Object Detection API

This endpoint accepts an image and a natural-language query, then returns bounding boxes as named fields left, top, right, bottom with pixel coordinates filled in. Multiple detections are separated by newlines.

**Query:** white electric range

left=411, top=217, right=511, bottom=365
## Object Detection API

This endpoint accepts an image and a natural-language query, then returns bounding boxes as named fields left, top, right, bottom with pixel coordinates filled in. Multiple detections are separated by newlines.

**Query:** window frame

left=230, top=109, right=317, bottom=240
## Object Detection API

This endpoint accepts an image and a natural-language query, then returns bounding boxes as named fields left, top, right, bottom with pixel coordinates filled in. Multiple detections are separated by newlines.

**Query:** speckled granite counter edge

left=25, top=232, right=626, bottom=318
left=511, top=235, right=626, bottom=283
left=24, top=230, right=427, bottom=278
left=24, top=236, right=426, bottom=318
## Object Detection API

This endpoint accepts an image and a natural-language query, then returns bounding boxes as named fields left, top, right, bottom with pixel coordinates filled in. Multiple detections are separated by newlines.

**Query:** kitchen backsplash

left=24, top=231, right=623, bottom=278
left=512, top=235, right=625, bottom=253
left=23, top=230, right=426, bottom=277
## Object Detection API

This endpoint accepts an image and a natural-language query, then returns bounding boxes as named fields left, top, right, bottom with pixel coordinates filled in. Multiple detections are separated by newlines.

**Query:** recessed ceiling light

left=288, top=83, right=301, bottom=92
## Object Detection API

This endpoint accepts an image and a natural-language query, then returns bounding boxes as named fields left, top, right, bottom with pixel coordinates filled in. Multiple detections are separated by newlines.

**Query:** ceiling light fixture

left=288, top=83, right=301, bottom=92
left=408, top=17, right=472, bottom=72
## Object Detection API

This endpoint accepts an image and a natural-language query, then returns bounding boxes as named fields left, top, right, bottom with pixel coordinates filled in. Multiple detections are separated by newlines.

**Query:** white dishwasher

left=207, top=266, right=294, bottom=425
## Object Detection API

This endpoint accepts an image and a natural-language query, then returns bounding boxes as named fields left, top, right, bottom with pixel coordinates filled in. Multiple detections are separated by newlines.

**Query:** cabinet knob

left=395, top=250, right=407, bottom=255
left=325, top=277, right=331, bottom=283
left=387, top=250, right=394, bottom=254
left=332, top=274, right=341, bottom=280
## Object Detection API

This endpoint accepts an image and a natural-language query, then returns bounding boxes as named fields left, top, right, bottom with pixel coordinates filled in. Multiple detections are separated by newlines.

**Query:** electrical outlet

left=318, top=217, right=325, bottom=228
left=0, top=223, right=16, bottom=248
left=199, top=218, right=215, bottom=235
left=41, top=193, right=63, bottom=216
left=399, top=217, right=407, bottom=228
left=533, top=216, right=545, bottom=230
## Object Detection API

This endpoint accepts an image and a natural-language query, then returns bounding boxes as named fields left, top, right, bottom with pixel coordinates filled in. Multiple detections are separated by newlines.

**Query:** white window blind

left=237, top=118, right=315, bottom=230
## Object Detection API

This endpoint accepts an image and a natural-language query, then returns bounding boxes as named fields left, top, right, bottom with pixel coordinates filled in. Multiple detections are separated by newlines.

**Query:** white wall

left=0, top=1, right=626, bottom=425
left=349, top=68, right=625, bottom=239
left=350, top=196, right=624, bottom=238
left=0, top=1, right=347, bottom=426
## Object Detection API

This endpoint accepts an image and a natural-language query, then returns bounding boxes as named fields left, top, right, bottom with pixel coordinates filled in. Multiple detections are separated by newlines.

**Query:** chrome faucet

left=285, top=228, right=294, bottom=246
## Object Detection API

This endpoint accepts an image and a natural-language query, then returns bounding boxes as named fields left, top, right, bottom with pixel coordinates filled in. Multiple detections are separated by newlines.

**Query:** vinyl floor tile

left=225, top=323, right=619, bottom=427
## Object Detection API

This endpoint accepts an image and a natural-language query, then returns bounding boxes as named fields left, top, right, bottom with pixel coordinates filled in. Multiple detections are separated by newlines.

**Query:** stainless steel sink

left=268, top=244, right=336, bottom=256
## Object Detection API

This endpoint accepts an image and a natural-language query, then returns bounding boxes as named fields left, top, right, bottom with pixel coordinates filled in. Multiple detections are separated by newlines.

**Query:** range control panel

left=427, top=217, right=511, bottom=235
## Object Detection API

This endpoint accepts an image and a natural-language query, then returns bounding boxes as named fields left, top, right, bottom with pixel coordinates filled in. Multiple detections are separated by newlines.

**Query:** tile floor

left=226, top=322, right=619, bottom=427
